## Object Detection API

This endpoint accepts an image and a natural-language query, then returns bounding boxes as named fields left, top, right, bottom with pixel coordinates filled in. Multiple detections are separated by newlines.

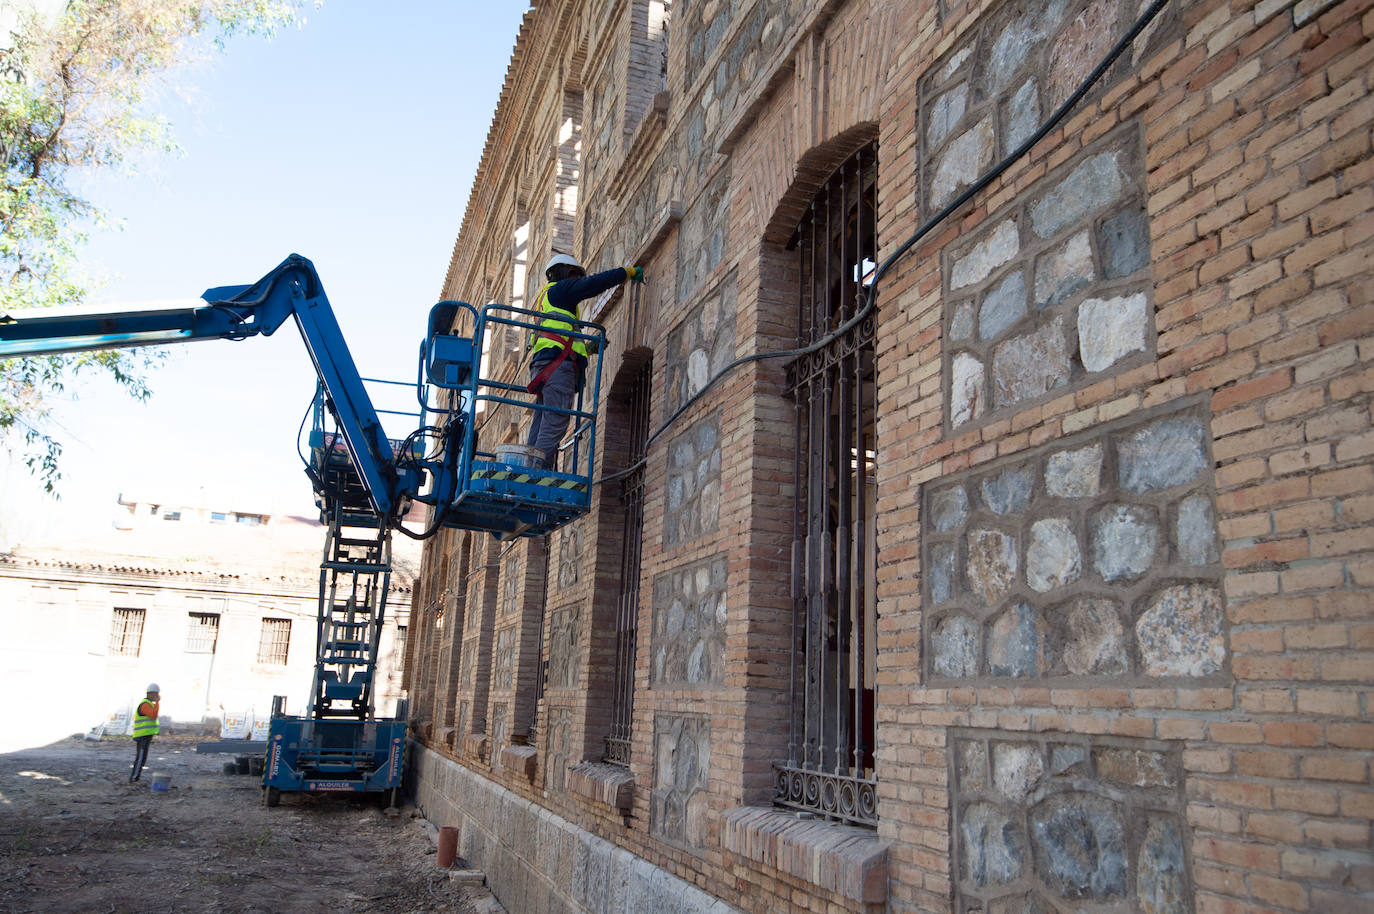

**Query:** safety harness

left=527, top=328, right=575, bottom=394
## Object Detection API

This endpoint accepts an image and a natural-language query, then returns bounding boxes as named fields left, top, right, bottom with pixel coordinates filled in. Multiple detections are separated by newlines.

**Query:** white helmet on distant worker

left=544, top=253, right=582, bottom=278
left=146, top=683, right=160, bottom=693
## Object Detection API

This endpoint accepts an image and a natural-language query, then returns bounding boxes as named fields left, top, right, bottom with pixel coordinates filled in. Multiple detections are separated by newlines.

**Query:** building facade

left=0, top=495, right=411, bottom=748
left=403, top=1, right=1373, bottom=912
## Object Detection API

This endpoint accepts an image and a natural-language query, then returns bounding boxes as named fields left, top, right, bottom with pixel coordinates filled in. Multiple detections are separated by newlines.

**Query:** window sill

left=499, top=744, right=537, bottom=781
left=721, top=807, right=888, bottom=905
left=461, top=733, right=487, bottom=763
left=566, top=761, right=635, bottom=814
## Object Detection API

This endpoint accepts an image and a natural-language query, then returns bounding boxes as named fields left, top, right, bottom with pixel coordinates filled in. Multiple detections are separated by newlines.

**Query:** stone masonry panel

left=678, top=1, right=804, bottom=179
left=924, top=405, right=1227, bottom=683
left=557, top=520, right=583, bottom=591
left=501, top=553, right=520, bottom=617
left=494, top=625, right=515, bottom=691
left=666, top=271, right=738, bottom=414
left=545, top=705, right=573, bottom=793
left=941, top=125, right=1153, bottom=429
left=676, top=166, right=732, bottom=303
left=920, top=0, right=1167, bottom=430
left=952, top=729, right=1191, bottom=913
left=547, top=602, right=581, bottom=692
left=651, top=713, right=711, bottom=853
left=664, top=410, right=723, bottom=547
left=491, top=701, right=509, bottom=758
left=651, top=552, right=728, bottom=687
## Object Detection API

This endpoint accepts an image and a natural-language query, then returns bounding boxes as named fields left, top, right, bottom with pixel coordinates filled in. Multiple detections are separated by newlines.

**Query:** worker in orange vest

left=130, top=683, right=160, bottom=783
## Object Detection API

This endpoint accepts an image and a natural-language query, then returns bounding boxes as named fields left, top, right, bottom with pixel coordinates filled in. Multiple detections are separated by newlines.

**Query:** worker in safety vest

left=130, top=683, right=160, bottom=783
left=524, top=253, right=645, bottom=469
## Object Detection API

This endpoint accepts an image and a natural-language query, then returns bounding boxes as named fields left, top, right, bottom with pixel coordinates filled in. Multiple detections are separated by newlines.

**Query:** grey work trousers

left=526, top=357, right=581, bottom=470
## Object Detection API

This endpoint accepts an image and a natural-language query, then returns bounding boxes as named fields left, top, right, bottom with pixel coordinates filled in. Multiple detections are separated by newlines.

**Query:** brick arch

left=606, top=344, right=654, bottom=403
left=760, top=122, right=880, bottom=248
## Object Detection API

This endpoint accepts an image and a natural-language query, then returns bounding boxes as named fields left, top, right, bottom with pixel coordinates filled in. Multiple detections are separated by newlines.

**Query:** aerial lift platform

left=0, top=254, right=606, bottom=804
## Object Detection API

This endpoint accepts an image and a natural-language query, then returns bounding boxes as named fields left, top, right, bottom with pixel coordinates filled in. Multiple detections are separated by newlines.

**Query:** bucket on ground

left=150, top=773, right=171, bottom=792
left=494, top=443, right=542, bottom=468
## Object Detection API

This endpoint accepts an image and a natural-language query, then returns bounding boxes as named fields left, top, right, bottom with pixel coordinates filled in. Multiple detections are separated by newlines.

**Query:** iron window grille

left=605, top=358, right=652, bottom=767
left=257, top=617, right=291, bottom=665
left=775, top=144, right=880, bottom=828
left=109, top=608, right=146, bottom=657
left=185, top=612, right=220, bottom=653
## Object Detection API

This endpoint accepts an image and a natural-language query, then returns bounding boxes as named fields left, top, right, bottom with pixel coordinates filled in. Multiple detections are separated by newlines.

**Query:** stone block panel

left=557, top=521, right=583, bottom=590
left=460, top=639, right=476, bottom=688
left=919, top=0, right=1179, bottom=431
left=491, top=702, right=509, bottom=758
left=651, top=552, right=728, bottom=687
left=544, top=705, right=573, bottom=794
left=951, top=729, right=1191, bottom=914
left=666, top=271, right=738, bottom=414
left=664, top=411, right=723, bottom=547
left=676, top=166, right=732, bottom=302
left=941, top=126, right=1153, bottom=430
left=924, top=405, right=1228, bottom=683
left=547, top=603, right=581, bottom=692
left=678, top=1, right=802, bottom=165
left=651, top=713, right=711, bottom=852
left=920, top=0, right=1174, bottom=211
left=501, top=553, right=520, bottom=616
left=494, top=625, right=515, bottom=691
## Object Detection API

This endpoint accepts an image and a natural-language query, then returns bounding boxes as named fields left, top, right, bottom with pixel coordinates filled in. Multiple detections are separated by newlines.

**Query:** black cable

left=294, top=390, right=315, bottom=472
left=594, top=0, right=1171, bottom=489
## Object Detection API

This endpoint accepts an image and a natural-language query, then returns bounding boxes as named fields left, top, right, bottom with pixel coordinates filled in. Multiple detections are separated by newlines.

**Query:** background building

left=401, top=1, right=1373, bottom=913
left=0, top=492, right=414, bottom=749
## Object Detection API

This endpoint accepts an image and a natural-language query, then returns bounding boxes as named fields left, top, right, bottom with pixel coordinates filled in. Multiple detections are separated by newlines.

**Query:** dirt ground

left=0, top=735, right=501, bottom=914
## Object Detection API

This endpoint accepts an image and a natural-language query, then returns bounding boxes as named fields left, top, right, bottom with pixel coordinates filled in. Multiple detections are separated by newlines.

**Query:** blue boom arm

left=0, top=253, right=605, bottom=541
left=0, top=254, right=418, bottom=521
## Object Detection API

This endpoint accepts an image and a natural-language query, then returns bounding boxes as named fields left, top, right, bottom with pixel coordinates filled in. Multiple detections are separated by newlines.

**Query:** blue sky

left=2, top=3, right=529, bottom=543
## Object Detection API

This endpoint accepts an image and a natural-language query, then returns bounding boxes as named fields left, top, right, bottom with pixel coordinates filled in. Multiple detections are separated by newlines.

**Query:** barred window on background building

left=257, top=617, right=291, bottom=665
left=776, top=143, right=880, bottom=828
left=109, top=608, right=146, bottom=657
left=185, top=613, right=220, bottom=653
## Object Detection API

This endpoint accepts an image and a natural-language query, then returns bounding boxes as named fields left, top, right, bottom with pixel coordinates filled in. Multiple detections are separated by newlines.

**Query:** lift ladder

left=309, top=504, right=391, bottom=720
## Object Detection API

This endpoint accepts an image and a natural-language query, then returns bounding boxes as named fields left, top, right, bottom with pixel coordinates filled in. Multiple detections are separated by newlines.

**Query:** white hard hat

left=544, top=253, right=582, bottom=276
left=146, top=683, right=160, bottom=693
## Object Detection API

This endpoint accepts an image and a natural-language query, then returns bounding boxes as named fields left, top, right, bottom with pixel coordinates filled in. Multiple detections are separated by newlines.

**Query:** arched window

left=605, top=356, right=652, bottom=765
left=776, top=143, right=879, bottom=827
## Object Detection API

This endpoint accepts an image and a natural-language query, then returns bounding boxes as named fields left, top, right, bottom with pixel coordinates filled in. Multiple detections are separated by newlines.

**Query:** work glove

left=623, top=265, right=646, bottom=284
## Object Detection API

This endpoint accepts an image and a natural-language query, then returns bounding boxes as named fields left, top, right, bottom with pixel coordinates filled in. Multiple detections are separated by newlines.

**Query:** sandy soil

left=0, top=735, right=497, bottom=914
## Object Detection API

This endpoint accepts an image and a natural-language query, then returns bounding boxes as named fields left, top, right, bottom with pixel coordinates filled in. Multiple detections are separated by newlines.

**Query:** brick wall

left=404, top=0, right=1373, bottom=912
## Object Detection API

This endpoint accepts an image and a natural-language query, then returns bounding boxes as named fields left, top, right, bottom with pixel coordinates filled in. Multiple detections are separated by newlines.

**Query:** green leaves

left=0, top=0, right=301, bottom=492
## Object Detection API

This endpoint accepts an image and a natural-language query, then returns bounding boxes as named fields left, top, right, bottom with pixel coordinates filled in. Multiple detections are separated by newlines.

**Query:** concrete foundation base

left=408, top=743, right=740, bottom=914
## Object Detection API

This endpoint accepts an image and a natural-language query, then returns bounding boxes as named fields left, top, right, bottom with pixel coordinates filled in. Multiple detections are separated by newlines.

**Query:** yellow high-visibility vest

left=133, top=700, right=159, bottom=739
left=527, top=282, right=589, bottom=360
